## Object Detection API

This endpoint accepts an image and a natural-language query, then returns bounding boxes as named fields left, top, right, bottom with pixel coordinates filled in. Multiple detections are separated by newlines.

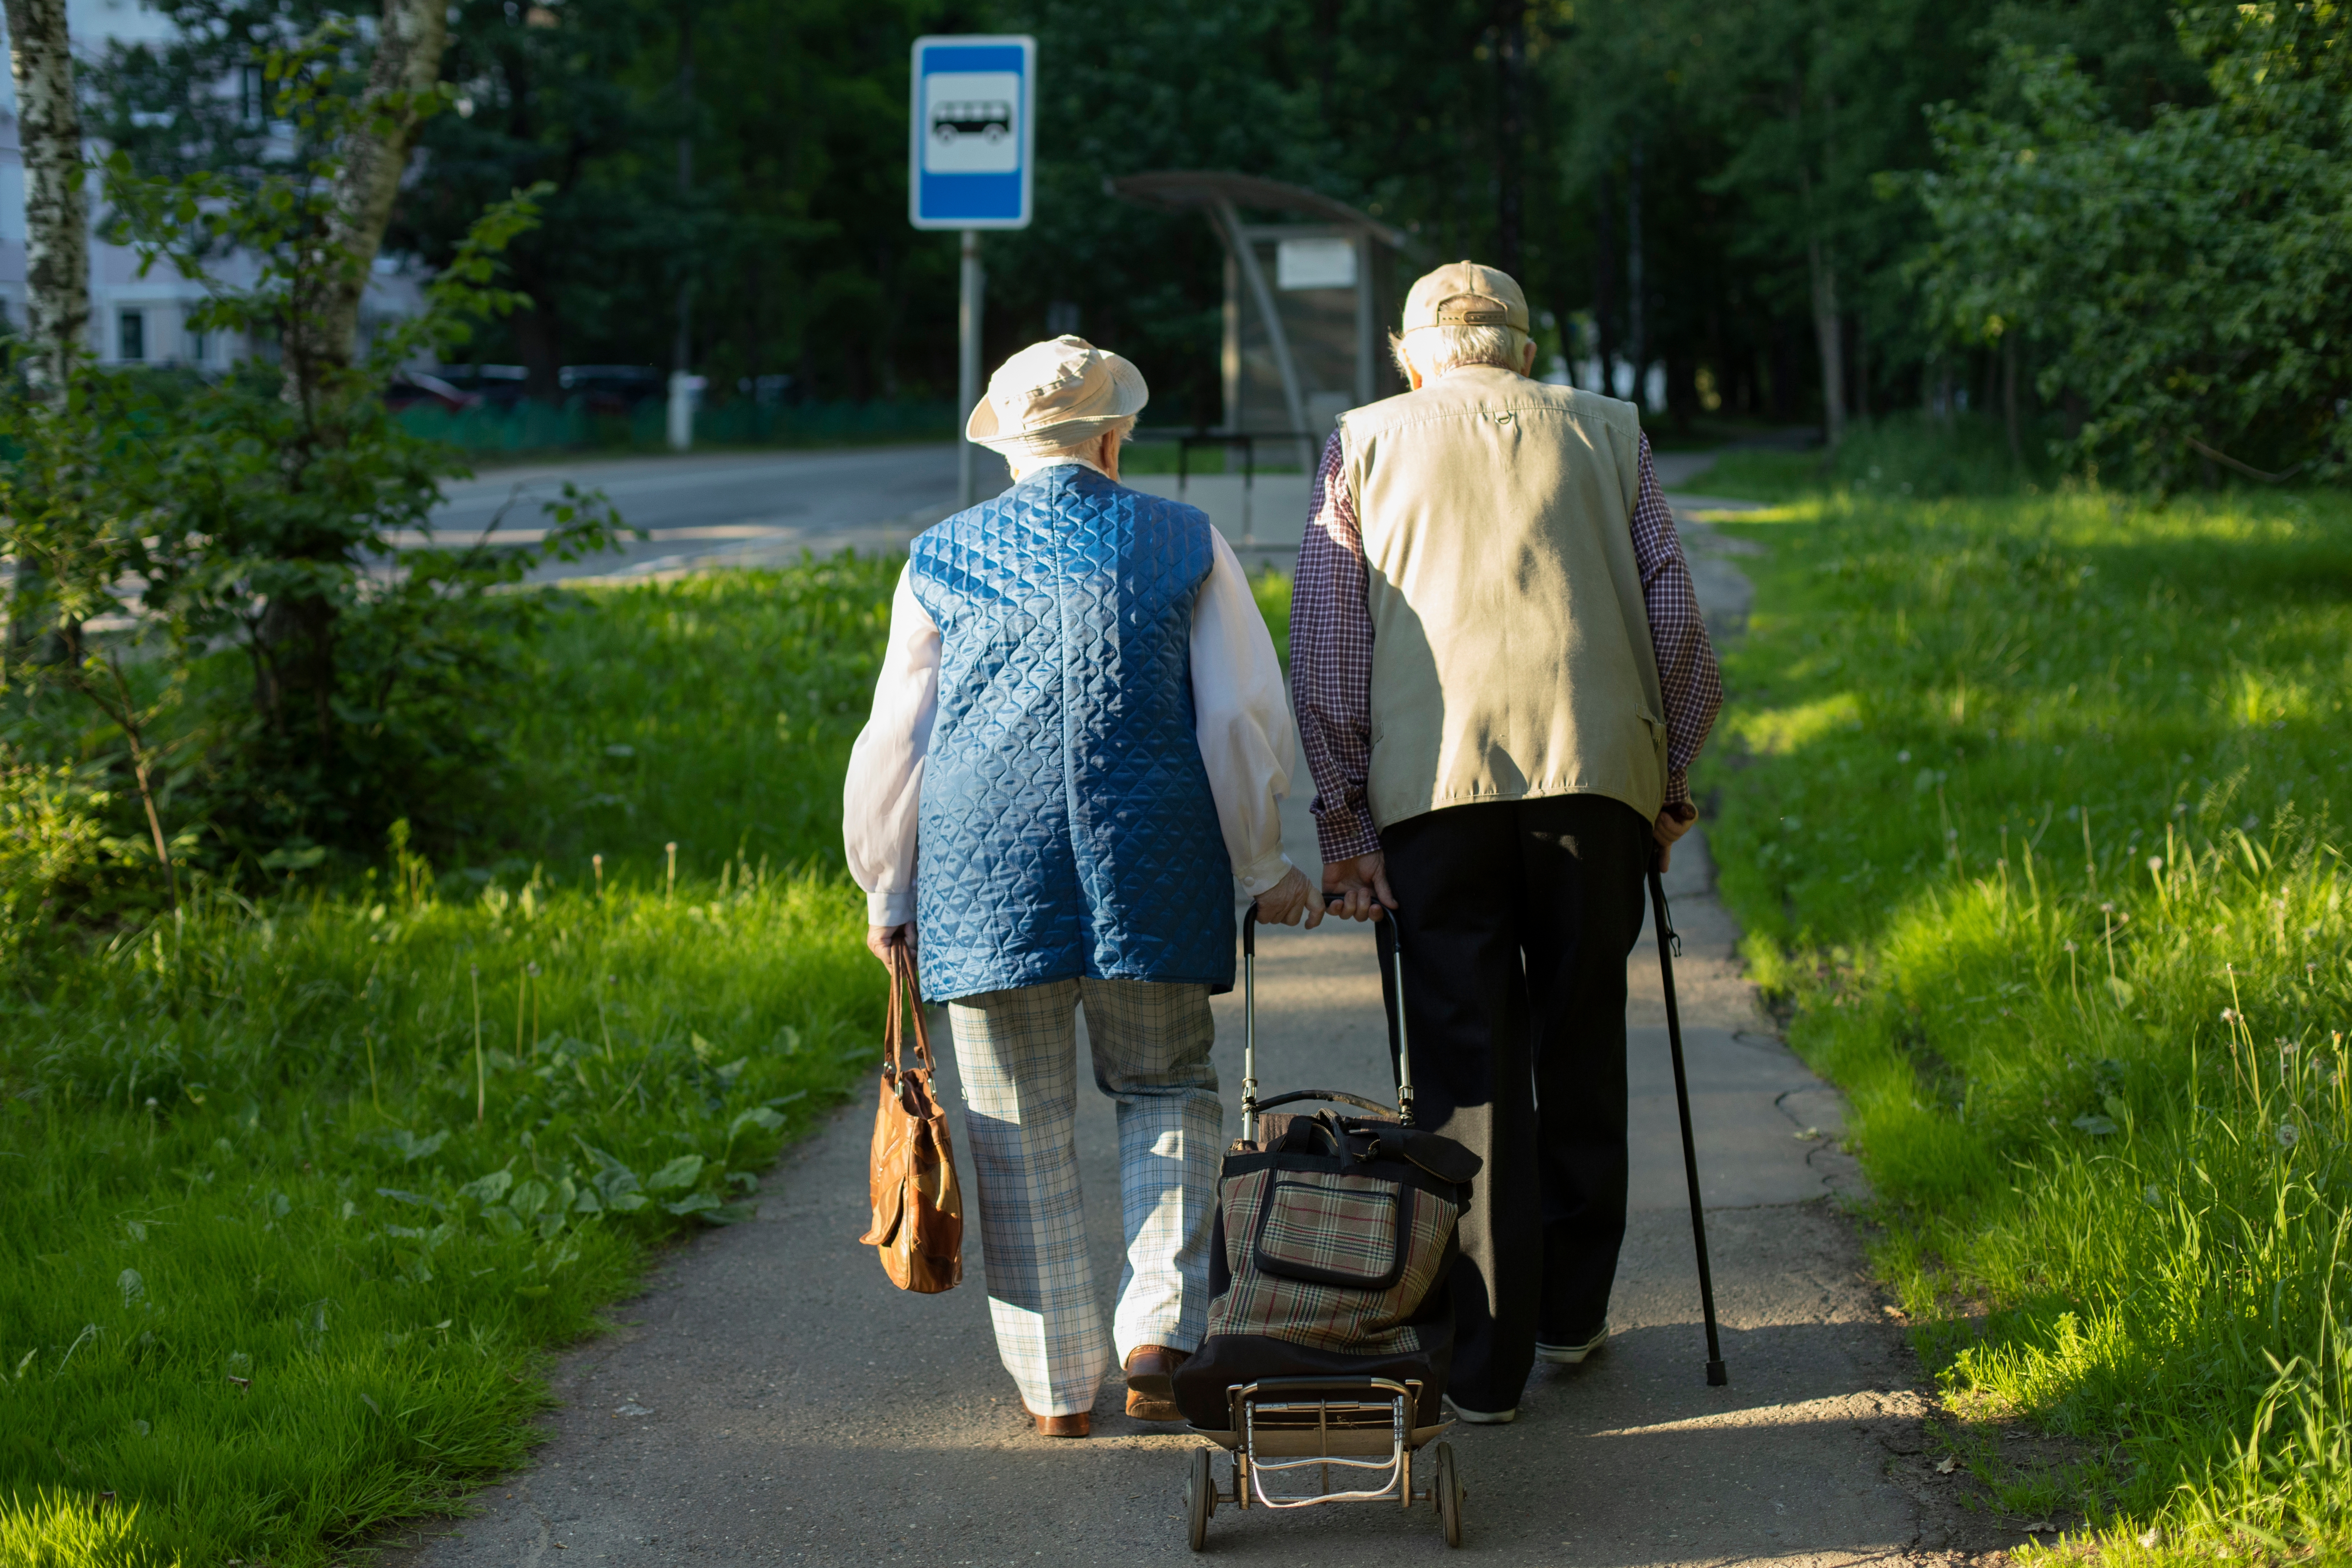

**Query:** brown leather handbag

left=858, top=948, right=964, bottom=1293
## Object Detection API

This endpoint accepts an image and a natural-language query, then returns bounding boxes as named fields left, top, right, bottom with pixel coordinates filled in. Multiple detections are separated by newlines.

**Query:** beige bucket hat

left=1400, top=260, right=1530, bottom=333
left=966, top=335, right=1149, bottom=456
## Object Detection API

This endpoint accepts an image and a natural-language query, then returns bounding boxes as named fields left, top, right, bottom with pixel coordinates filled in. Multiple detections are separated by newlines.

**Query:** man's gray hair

left=1391, top=323, right=1532, bottom=383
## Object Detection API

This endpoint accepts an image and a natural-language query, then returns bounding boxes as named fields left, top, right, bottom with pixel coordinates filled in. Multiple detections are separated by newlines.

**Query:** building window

left=239, top=63, right=265, bottom=127
left=119, top=310, right=145, bottom=362
left=186, top=321, right=208, bottom=364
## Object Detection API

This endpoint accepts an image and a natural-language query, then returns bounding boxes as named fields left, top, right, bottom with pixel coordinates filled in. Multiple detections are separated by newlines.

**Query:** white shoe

left=1535, top=1320, right=1610, bottom=1364
left=1442, top=1396, right=1516, bottom=1425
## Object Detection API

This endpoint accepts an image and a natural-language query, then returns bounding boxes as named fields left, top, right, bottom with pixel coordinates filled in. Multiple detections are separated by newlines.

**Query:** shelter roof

left=1107, top=171, right=1410, bottom=251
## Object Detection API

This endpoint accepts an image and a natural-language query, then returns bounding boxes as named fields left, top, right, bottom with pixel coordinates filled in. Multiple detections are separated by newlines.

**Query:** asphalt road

left=412, top=444, right=1007, bottom=580
left=401, top=429, right=1785, bottom=583
left=380, top=486, right=2040, bottom=1568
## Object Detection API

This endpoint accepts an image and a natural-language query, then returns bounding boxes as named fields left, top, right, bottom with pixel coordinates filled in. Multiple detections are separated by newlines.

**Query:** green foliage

left=1637, top=0, right=2000, bottom=385
left=393, top=0, right=957, bottom=399
left=1913, top=9, right=2352, bottom=489
left=0, top=559, right=897, bottom=1565
left=87, top=0, right=2334, bottom=469
left=0, top=764, right=112, bottom=954
left=1, top=31, right=637, bottom=893
left=1702, top=484, right=2352, bottom=1551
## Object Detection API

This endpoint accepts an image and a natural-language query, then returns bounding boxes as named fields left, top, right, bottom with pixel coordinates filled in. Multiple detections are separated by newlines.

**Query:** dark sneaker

left=1535, top=1319, right=1611, bottom=1365
left=1442, top=1394, right=1517, bottom=1424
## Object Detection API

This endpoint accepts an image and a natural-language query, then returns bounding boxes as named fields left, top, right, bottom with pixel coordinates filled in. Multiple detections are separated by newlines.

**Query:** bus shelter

left=1110, top=171, right=1410, bottom=472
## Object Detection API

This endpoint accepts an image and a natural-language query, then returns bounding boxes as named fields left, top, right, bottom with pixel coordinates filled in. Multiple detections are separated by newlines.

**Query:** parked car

left=383, top=369, right=483, bottom=413
left=431, top=364, right=530, bottom=410
left=558, top=364, right=664, bottom=415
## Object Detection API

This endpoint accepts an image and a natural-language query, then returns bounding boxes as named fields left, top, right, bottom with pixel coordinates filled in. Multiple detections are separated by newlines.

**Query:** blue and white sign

left=908, top=35, right=1035, bottom=230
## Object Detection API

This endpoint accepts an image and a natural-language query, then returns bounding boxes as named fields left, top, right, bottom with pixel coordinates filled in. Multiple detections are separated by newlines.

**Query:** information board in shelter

left=908, top=35, right=1036, bottom=230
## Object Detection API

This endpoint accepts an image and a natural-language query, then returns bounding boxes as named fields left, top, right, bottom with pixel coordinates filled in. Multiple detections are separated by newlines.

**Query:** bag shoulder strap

left=885, top=947, right=935, bottom=1075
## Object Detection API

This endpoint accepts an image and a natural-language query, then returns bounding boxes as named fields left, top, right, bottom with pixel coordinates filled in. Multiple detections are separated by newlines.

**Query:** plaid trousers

left=945, top=978, right=1223, bottom=1417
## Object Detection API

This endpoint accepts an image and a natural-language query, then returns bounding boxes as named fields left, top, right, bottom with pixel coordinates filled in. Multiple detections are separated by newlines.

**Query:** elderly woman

left=844, top=336, right=1319, bottom=1438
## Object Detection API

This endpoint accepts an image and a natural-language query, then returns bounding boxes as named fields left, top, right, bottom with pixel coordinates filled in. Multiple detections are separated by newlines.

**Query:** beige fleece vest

left=1340, top=364, right=1667, bottom=830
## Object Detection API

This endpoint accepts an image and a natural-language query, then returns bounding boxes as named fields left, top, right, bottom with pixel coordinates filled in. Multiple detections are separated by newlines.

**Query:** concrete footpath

left=387, top=483, right=2026, bottom=1566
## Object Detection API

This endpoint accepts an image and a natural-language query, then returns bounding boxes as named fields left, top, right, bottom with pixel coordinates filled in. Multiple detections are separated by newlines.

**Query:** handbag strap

left=885, top=946, right=934, bottom=1075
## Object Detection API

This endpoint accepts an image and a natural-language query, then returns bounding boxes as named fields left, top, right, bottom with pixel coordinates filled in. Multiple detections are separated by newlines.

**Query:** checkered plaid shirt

left=1292, top=426, right=1722, bottom=864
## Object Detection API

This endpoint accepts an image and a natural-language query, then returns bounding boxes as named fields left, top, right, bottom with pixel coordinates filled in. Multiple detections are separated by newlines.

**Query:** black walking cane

left=1651, top=852, right=1730, bottom=1387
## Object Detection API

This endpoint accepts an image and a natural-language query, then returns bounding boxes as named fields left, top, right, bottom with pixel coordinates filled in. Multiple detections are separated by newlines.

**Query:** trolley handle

left=1239, top=896, right=1416, bottom=1141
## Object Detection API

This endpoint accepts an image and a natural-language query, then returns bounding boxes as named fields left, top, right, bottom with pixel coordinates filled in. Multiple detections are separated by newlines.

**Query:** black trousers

left=1377, top=794, right=1652, bottom=1413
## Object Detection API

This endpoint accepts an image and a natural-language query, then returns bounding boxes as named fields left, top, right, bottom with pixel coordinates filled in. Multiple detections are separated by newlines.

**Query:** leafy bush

left=1911, top=9, right=2352, bottom=489
left=0, top=32, right=632, bottom=904
left=0, top=760, right=109, bottom=951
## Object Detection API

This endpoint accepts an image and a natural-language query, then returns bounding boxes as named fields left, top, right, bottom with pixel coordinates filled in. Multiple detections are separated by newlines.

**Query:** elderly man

left=845, top=336, right=1320, bottom=1439
left=1294, top=263, right=1722, bottom=1424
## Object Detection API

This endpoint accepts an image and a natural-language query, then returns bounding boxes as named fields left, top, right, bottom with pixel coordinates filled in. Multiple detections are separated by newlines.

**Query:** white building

left=0, top=0, right=421, bottom=369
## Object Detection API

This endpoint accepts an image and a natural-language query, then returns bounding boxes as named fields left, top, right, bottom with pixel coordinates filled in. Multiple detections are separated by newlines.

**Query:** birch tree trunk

left=3, top=0, right=89, bottom=393
left=283, top=0, right=447, bottom=400
left=259, top=0, right=445, bottom=750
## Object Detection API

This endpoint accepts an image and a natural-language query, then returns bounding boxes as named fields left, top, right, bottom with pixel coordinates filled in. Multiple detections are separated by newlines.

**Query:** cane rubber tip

left=1705, top=1361, right=1729, bottom=1387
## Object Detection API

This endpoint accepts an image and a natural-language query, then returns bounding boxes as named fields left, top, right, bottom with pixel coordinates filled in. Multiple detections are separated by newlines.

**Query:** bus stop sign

left=908, top=35, right=1036, bottom=230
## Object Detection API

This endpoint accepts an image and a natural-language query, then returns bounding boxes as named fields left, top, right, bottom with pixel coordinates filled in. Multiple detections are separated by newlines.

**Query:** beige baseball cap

left=1400, top=260, right=1530, bottom=333
left=965, top=335, right=1149, bottom=455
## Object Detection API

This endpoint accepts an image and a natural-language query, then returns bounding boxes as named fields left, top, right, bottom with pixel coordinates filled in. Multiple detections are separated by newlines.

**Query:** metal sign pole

left=958, top=228, right=982, bottom=509
left=908, top=32, right=1034, bottom=512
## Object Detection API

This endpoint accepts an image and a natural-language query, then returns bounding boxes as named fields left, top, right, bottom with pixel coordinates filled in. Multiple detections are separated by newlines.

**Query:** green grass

left=497, top=558, right=900, bottom=877
left=1696, top=413, right=2065, bottom=507
left=1116, top=442, right=1306, bottom=477
left=1, top=560, right=902, bottom=1567
left=1251, top=565, right=1292, bottom=670
left=1694, top=447, right=1826, bottom=502
left=1699, top=483, right=2352, bottom=1557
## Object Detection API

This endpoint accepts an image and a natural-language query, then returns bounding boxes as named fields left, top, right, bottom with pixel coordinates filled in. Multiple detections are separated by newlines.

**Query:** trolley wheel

left=1432, top=1441, right=1463, bottom=1548
left=1185, top=1447, right=1214, bottom=1551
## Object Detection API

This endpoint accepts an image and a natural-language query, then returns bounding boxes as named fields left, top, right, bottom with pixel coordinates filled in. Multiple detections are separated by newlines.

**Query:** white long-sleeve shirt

left=843, top=483, right=1298, bottom=928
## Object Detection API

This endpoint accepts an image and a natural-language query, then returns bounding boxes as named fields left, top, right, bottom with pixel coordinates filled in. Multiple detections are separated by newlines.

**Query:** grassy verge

left=1699, top=413, right=2060, bottom=505
left=2, top=560, right=901, bottom=1567
left=1698, top=484, right=2352, bottom=1556
left=499, top=558, right=898, bottom=877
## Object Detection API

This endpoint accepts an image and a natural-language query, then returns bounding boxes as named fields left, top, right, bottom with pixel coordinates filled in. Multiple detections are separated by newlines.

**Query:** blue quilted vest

left=908, top=466, right=1237, bottom=1002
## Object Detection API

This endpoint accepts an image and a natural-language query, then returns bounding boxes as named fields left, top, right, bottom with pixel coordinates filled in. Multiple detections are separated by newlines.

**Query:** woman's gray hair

left=1390, top=324, right=1532, bottom=383
left=1003, top=417, right=1135, bottom=480
left=1001, top=414, right=1136, bottom=462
